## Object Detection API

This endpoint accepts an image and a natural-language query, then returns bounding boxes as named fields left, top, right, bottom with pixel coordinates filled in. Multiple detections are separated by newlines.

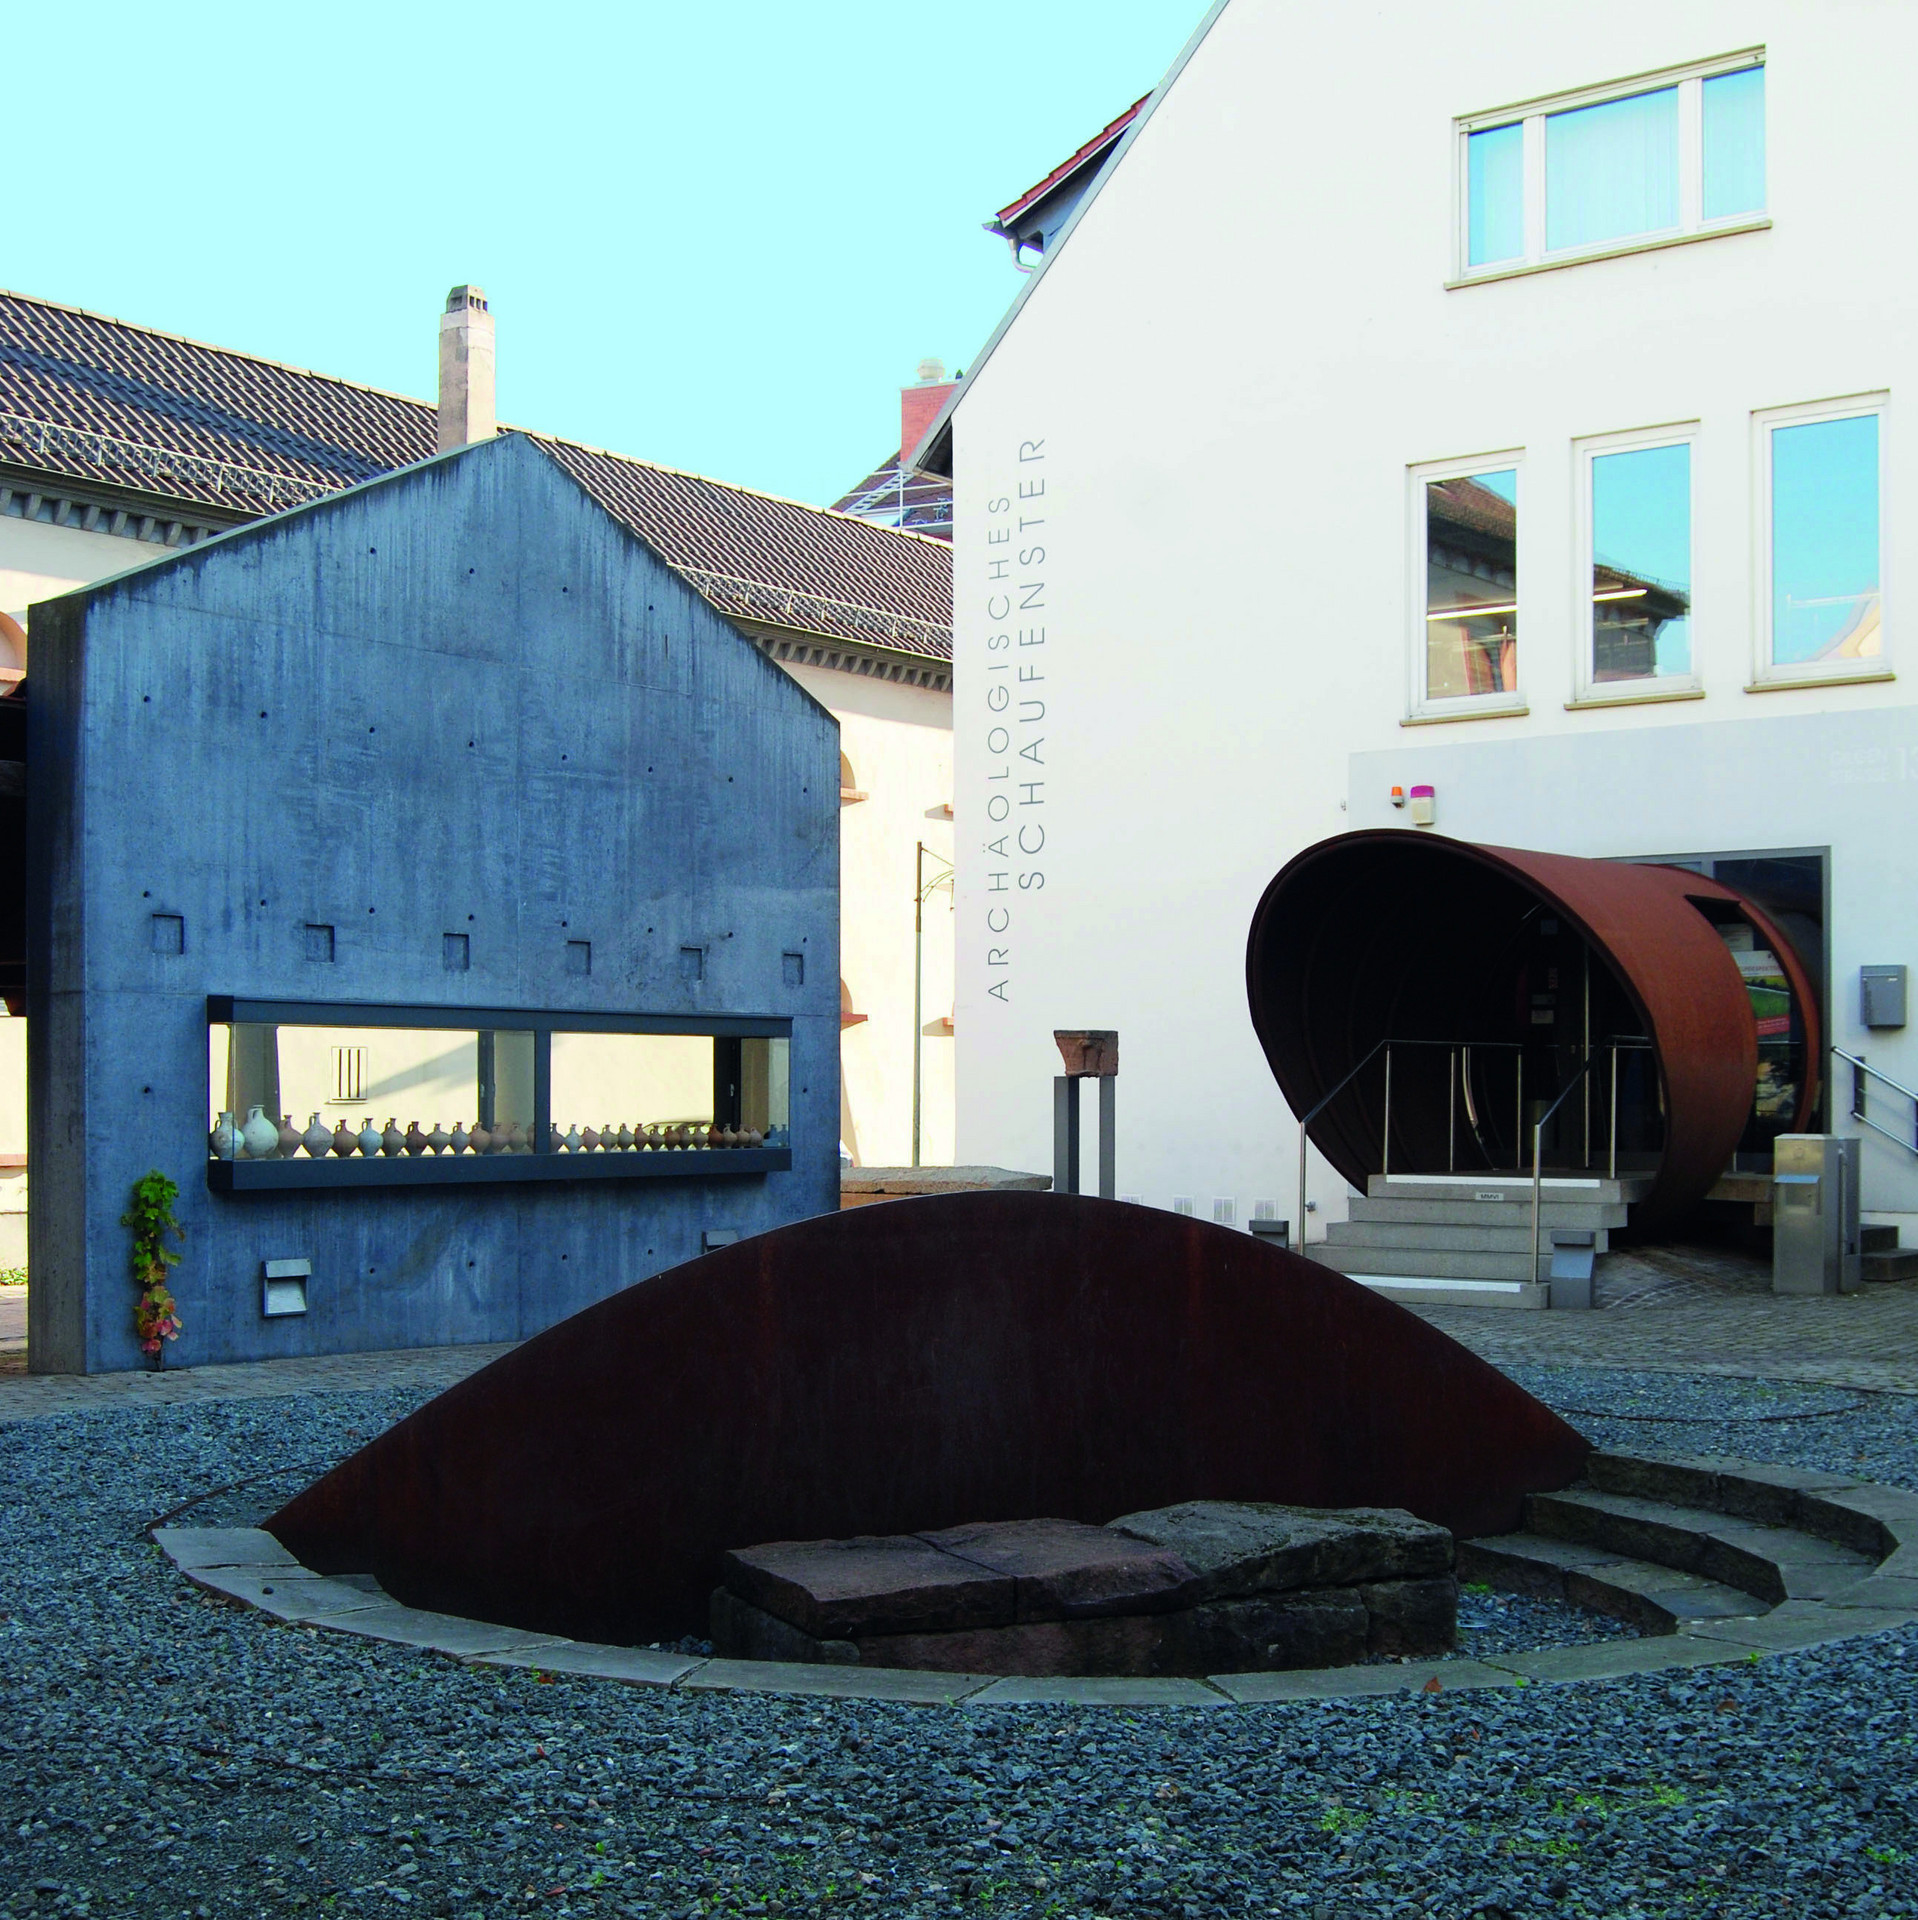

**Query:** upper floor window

left=1461, top=53, right=1765, bottom=278
left=1754, top=397, right=1885, bottom=686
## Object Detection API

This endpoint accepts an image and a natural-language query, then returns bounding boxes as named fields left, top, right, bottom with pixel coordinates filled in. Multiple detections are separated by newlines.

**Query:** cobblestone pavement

left=1421, top=1243, right=1918, bottom=1393
left=0, top=1327, right=508, bottom=1423
left=3, top=1253, right=1915, bottom=1420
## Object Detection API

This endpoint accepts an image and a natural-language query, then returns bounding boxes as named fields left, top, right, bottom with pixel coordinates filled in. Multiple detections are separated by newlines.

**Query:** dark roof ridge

left=0, top=283, right=950, bottom=550
left=0, top=284, right=433, bottom=411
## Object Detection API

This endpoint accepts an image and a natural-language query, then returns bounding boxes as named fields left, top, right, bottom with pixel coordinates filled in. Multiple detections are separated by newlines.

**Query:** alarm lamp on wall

left=1407, top=784, right=1436, bottom=827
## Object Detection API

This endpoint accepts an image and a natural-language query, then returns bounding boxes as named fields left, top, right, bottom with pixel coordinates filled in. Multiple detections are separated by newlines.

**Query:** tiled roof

left=991, top=95, right=1150, bottom=228
left=0, top=289, right=951, bottom=660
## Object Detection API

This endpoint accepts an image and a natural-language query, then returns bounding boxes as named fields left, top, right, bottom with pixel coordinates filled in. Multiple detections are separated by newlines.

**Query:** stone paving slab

left=963, top=1675, right=1232, bottom=1707
left=1210, top=1660, right=1520, bottom=1701
left=153, top=1525, right=296, bottom=1570
left=1679, top=1600, right=1917, bottom=1652
left=470, top=1643, right=706, bottom=1687
left=680, top=1659, right=993, bottom=1704
left=185, top=1565, right=393, bottom=1623
left=1491, top=1636, right=1760, bottom=1682
left=313, top=1603, right=570, bottom=1658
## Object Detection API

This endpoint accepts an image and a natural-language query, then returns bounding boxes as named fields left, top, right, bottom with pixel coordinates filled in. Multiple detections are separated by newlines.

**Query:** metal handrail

left=1294, top=1036, right=1527, bottom=1248
left=1526, top=1041, right=1656, bottom=1287
left=1834, top=1046, right=1918, bottom=1156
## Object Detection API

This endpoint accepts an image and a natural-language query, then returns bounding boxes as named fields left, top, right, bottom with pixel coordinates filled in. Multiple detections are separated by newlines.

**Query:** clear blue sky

left=7, top=2, right=1201, bottom=507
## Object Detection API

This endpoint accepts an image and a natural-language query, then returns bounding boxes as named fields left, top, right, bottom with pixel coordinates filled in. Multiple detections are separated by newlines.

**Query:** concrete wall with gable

left=27, top=432, right=839, bottom=1372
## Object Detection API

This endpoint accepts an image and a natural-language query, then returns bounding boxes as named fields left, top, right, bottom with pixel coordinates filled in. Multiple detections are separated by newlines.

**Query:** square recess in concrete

left=185, top=1565, right=392, bottom=1622
left=320, top=1604, right=571, bottom=1658
left=964, top=1675, right=1231, bottom=1708
left=683, top=1659, right=994, bottom=1705
left=154, top=1527, right=297, bottom=1570
left=1211, top=1660, right=1520, bottom=1702
left=471, top=1643, right=705, bottom=1688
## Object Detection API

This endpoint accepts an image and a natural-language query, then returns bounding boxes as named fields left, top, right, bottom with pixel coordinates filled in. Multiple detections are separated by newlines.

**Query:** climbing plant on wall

left=123, top=1171, right=184, bottom=1359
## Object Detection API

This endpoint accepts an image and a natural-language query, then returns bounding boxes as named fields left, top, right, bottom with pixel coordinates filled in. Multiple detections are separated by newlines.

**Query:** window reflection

left=1546, top=88, right=1678, bottom=252
left=1772, top=415, right=1880, bottom=667
left=1590, top=443, right=1691, bottom=683
left=549, top=1032, right=791, bottom=1149
left=1425, top=470, right=1518, bottom=700
left=209, top=1024, right=535, bottom=1157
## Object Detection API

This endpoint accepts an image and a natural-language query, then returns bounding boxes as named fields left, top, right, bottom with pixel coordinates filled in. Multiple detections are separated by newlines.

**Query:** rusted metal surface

left=269, top=1192, right=1590, bottom=1647
left=1246, top=830, right=1817, bottom=1226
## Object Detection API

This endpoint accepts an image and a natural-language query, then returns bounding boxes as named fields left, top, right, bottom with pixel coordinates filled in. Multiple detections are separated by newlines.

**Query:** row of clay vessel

left=209, top=1105, right=772, bottom=1160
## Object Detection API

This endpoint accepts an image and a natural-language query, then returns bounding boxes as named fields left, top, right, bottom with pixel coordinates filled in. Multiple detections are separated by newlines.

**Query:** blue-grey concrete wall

left=27, top=434, right=840, bottom=1372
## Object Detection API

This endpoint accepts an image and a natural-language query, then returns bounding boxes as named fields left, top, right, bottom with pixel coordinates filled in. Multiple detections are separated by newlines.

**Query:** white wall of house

left=948, top=0, right=1918, bottom=1233
left=786, top=660, right=955, bottom=1168
left=0, top=517, right=153, bottom=627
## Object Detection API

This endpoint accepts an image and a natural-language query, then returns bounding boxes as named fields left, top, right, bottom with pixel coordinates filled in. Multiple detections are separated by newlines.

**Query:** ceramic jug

left=301, top=1114, right=332, bottom=1157
left=209, top=1112, right=241, bottom=1160
left=332, top=1120, right=358, bottom=1156
left=449, top=1122, right=470, bottom=1155
left=357, top=1119, right=382, bottom=1157
left=426, top=1123, right=450, bottom=1155
left=241, top=1106, right=281, bottom=1160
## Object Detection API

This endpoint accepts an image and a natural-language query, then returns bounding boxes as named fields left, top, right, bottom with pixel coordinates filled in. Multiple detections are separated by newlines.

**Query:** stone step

left=1313, top=1266, right=1551, bottom=1310
left=1348, top=1195, right=1630, bottom=1230
left=1367, top=1172, right=1653, bottom=1205
left=1309, top=1243, right=1542, bottom=1282
left=1523, top=1486, right=1877, bottom=1607
left=1366, top=1167, right=1651, bottom=1198
left=1326, top=1220, right=1565, bottom=1254
left=1457, top=1532, right=1764, bottom=1634
left=1861, top=1224, right=1900, bottom=1254
left=1582, top=1451, right=1918, bottom=1561
left=1863, top=1248, right=1918, bottom=1283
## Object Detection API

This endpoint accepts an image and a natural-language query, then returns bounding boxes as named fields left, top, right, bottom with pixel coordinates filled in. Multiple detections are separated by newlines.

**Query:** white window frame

left=1407, top=449, right=1527, bottom=724
left=1454, top=49, right=1766, bottom=284
left=1751, top=393, right=1890, bottom=691
left=1571, top=423, right=1701, bottom=708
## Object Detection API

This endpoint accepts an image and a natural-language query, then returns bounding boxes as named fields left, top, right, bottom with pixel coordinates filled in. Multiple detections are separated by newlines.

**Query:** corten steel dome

left=1246, top=832, right=1820, bottom=1227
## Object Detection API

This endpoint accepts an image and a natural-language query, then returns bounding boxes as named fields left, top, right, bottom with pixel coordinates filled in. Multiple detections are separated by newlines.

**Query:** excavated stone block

left=918, top=1517, right=1195, bottom=1620
left=1360, top=1575, right=1459, bottom=1655
left=1106, top=1501, right=1452, bottom=1600
left=720, top=1534, right=1014, bottom=1639
left=712, top=1505, right=1458, bottom=1676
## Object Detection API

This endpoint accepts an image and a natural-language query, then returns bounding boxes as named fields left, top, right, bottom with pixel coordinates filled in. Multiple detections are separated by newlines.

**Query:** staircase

left=1863, top=1223, right=1918, bottom=1283
left=1461, top=1452, right=1916, bottom=1639
left=1307, top=1172, right=1652, bottom=1309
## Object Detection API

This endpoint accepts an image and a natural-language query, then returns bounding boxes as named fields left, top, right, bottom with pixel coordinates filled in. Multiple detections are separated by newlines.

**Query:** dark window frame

left=205, top=996, right=793, bottom=1193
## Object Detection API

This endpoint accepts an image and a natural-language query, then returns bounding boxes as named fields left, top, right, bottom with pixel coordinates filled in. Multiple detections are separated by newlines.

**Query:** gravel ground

left=3, top=1372, right=1915, bottom=1919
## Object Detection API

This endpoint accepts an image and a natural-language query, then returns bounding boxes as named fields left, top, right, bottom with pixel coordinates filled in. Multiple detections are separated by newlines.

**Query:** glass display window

left=204, top=999, right=794, bottom=1189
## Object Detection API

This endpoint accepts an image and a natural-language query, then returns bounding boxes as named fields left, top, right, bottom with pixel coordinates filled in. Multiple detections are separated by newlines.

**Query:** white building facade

left=936, top=0, right=1918, bottom=1238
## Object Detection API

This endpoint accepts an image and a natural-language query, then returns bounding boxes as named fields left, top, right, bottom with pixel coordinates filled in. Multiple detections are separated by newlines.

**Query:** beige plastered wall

left=783, top=659, right=955, bottom=1168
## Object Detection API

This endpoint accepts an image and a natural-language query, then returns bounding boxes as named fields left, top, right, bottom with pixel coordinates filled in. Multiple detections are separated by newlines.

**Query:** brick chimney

left=437, top=285, right=496, bottom=452
left=899, top=357, right=956, bottom=467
